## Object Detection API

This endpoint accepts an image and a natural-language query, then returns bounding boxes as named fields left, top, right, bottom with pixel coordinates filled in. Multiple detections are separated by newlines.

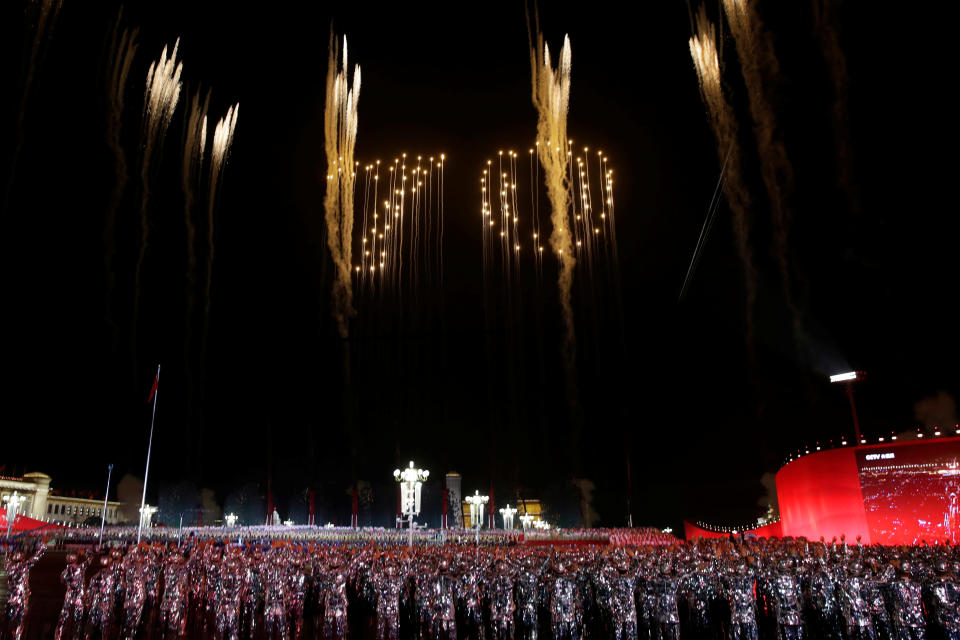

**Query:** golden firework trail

left=530, top=34, right=574, bottom=343
left=688, top=5, right=756, bottom=351
left=133, top=39, right=183, bottom=367
left=324, top=33, right=362, bottom=338
left=183, top=88, right=210, bottom=293
left=202, top=102, right=240, bottom=354
left=5, top=0, right=64, bottom=205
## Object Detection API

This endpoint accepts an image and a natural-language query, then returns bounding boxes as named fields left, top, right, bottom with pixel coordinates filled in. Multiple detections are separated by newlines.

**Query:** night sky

left=1, top=0, right=956, bottom=529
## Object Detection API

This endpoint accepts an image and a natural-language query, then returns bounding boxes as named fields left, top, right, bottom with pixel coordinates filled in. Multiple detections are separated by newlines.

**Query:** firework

left=183, top=88, right=210, bottom=325
left=480, top=146, right=617, bottom=294
left=352, top=153, right=445, bottom=303
left=688, top=5, right=757, bottom=351
left=324, top=34, right=362, bottom=339
left=5, top=0, right=64, bottom=205
left=528, top=25, right=580, bottom=413
left=133, top=39, right=183, bottom=364
left=202, top=102, right=239, bottom=356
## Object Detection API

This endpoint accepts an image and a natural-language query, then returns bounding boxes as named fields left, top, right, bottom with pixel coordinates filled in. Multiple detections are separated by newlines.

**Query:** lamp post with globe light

left=3, top=491, right=25, bottom=538
left=138, top=504, right=157, bottom=533
left=393, top=461, right=429, bottom=547
left=500, top=504, right=517, bottom=530
left=225, top=513, right=238, bottom=527
left=465, top=491, right=489, bottom=545
left=520, top=513, right=535, bottom=532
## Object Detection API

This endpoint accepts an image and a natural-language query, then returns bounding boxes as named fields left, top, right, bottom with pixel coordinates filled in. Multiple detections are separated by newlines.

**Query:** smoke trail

left=323, top=33, right=362, bottom=338
left=202, top=103, right=239, bottom=362
left=5, top=0, right=63, bottom=206
left=103, top=10, right=139, bottom=350
left=812, top=0, right=859, bottom=215
left=133, top=40, right=183, bottom=365
left=183, top=90, right=210, bottom=333
left=528, top=29, right=576, bottom=387
left=722, top=0, right=804, bottom=348
left=182, top=88, right=209, bottom=420
left=689, top=6, right=757, bottom=353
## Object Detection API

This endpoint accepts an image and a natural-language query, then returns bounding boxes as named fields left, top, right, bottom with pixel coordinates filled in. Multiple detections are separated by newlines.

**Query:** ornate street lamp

left=225, top=512, right=238, bottom=527
left=138, top=504, right=157, bottom=532
left=393, top=461, right=429, bottom=547
left=3, top=491, right=25, bottom=538
left=465, top=490, right=489, bottom=545
left=500, top=504, right=518, bottom=530
left=519, top=513, right=535, bottom=531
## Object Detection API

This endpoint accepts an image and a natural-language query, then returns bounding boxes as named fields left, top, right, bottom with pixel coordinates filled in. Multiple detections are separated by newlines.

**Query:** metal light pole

left=138, top=364, right=161, bottom=543
left=226, top=513, right=238, bottom=527
left=98, top=464, right=113, bottom=550
left=831, top=371, right=866, bottom=442
left=393, top=461, right=429, bottom=548
left=3, top=492, right=25, bottom=539
left=465, top=490, right=489, bottom=545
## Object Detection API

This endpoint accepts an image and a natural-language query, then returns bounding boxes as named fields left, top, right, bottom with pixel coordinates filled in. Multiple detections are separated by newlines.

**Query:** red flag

left=147, top=367, right=159, bottom=403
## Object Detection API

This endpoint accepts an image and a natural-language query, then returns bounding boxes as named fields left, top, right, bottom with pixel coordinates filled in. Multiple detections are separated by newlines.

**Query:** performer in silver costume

left=486, top=559, right=516, bottom=640
left=841, top=562, right=877, bottom=640
left=3, top=545, right=44, bottom=640
left=55, top=551, right=90, bottom=640
left=721, top=563, right=759, bottom=640
left=546, top=560, right=583, bottom=640
left=159, top=553, right=191, bottom=638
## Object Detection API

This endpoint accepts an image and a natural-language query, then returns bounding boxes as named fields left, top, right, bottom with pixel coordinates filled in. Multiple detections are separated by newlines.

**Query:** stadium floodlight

left=830, top=371, right=859, bottom=383
left=830, top=370, right=866, bottom=441
left=394, top=461, right=429, bottom=547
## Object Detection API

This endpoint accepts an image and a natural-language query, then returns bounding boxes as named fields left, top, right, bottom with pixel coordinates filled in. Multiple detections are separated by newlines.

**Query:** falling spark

left=688, top=5, right=756, bottom=352
left=5, top=0, right=64, bottom=206
left=323, top=33, right=361, bottom=338
left=529, top=28, right=577, bottom=385
left=103, top=9, right=139, bottom=349
left=133, top=39, right=183, bottom=363
left=202, top=102, right=240, bottom=358
left=182, top=87, right=209, bottom=383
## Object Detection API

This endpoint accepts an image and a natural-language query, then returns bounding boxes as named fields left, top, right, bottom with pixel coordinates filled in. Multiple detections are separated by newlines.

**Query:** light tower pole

left=831, top=371, right=866, bottom=442
left=394, top=461, right=429, bottom=548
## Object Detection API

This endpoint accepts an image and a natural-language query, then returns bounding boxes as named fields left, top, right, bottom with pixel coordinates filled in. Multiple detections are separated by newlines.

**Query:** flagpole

left=137, top=364, right=160, bottom=543
left=98, top=463, right=113, bottom=550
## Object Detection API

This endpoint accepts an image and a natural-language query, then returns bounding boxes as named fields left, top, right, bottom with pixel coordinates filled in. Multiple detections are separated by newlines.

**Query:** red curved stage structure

left=778, top=436, right=960, bottom=544
left=688, top=437, right=960, bottom=543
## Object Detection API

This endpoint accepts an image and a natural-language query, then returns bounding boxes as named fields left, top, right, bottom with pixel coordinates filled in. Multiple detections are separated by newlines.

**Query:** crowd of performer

left=2, top=534, right=959, bottom=640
